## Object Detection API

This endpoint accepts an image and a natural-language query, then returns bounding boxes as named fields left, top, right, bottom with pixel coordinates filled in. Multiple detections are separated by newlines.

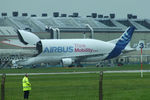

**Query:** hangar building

left=0, top=13, right=150, bottom=66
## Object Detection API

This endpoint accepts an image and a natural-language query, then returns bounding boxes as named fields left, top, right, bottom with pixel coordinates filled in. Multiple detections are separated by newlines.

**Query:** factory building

left=0, top=12, right=150, bottom=66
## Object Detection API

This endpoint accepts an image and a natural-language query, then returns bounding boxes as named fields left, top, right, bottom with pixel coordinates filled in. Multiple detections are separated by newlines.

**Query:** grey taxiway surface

left=0, top=70, right=150, bottom=76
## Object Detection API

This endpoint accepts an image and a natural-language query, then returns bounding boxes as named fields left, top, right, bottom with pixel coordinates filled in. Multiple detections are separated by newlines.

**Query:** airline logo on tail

left=121, top=30, right=130, bottom=41
left=117, top=26, right=135, bottom=47
left=105, top=26, right=135, bottom=60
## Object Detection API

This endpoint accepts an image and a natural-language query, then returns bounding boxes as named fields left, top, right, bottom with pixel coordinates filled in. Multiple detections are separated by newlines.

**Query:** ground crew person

left=22, top=73, right=31, bottom=100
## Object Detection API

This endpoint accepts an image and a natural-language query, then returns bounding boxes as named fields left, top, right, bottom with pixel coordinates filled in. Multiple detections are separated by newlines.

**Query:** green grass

left=0, top=64, right=150, bottom=74
left=4, top=74, right=99, bottom=100
left=1, top=64, right=150, bottom=100
left=103, top=73, right=150, bottom=100
left=1, top=73, right=150, bottom=100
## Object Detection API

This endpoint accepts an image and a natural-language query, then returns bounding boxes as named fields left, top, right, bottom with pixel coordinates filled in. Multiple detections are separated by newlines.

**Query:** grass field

left=1, top=64, right=150, bottom=100
left=0, top=64, right=150, bottom=73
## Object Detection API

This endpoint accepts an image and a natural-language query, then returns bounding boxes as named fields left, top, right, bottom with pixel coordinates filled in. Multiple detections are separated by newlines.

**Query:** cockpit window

left=36, top=41, right=42, bottom=54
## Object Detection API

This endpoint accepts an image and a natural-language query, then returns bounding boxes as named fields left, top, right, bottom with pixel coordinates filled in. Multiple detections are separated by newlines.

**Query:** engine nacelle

left=61, top=58, right=73, bottom=66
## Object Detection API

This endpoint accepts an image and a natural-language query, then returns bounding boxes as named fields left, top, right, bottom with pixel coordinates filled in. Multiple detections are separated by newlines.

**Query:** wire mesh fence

left=1, top=73, right=101, bottom=100
left=2, top=71, right=150, bottom=100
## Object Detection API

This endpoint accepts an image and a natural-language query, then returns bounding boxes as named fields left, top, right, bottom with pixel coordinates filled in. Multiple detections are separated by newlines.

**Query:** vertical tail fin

left=117, top=26, right=135, bottom=48
left=105, top=26, right=135, bottom=60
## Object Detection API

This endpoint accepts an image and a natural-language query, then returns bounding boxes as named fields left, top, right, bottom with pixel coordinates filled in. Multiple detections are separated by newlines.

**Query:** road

left=0, top=70, right=150, bottom=76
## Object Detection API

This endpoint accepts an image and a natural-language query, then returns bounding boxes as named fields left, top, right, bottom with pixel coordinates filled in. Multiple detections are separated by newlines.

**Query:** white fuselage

left=18, top=39, right=115, bottom=65
left=15, top=26, right=135, bottom=66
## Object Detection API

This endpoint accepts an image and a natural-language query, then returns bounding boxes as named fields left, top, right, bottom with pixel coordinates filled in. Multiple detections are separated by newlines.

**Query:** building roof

left=0, top=17, right=150, bottom=32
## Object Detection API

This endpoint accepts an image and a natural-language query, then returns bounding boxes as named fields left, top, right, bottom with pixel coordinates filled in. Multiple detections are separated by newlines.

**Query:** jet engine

left=61, top=58, right=73, bottom=66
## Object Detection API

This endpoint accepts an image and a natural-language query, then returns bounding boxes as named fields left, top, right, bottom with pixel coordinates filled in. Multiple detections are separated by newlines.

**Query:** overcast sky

left=0, top=0, right=149, bottom=19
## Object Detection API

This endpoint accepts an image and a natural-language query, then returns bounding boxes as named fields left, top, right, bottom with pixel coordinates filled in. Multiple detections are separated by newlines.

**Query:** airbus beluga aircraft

left=15, top=26, right=135, bottom=67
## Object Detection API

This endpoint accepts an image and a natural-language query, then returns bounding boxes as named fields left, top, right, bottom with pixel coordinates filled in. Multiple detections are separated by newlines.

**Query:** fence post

left=1, top=73, right=6, bottom=100
left=99, top=71, right=103, bottom=100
